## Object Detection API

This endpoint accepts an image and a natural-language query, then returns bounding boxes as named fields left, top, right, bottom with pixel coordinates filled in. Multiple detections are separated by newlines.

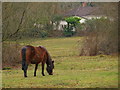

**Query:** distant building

left=58, top=21, right=67, bottom=30
left=57, top=3, right=104, bottom=31
left=34, top=3, right=104, bottom=31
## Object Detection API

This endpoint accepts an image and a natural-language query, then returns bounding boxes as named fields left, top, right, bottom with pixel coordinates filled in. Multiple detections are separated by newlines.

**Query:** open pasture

left=2, top=37, right=118, bottom=88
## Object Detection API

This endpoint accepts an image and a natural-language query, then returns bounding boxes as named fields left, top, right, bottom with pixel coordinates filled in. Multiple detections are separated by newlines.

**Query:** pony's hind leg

left=42, top=62, right=45, bottom=76
left=34, top=64, right=38, bottom=76
left=23, top=64, right=28, bottom=77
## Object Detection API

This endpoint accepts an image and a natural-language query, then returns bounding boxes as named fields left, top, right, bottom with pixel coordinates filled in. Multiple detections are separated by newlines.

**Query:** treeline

left=2, top=2, right=81, bottom=40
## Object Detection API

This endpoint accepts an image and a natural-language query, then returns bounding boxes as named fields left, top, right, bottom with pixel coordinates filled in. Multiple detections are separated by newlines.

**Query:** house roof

left=64, top=6, right=100, bottom=18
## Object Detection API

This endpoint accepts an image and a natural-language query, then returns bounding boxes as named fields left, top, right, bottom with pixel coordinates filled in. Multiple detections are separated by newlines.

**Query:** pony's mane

left=39, top=46, right=52, bottom=65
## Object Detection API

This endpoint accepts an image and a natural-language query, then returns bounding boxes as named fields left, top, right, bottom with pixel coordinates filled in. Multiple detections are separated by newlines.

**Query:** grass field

left=2, top=37, right=118, bottom=88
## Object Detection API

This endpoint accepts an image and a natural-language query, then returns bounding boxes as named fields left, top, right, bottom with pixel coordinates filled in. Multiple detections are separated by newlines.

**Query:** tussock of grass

left=2, top=37, right=118, bottom=88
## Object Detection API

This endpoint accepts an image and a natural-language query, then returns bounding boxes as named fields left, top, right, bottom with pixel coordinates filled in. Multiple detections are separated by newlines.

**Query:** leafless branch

left=2, top=9, right=26, bottom=42
left=9, top=10, right=26, bottom=37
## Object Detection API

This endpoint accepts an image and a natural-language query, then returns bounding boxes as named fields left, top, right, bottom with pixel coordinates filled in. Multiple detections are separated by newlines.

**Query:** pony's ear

left=52, top=61, right=54, bottom=63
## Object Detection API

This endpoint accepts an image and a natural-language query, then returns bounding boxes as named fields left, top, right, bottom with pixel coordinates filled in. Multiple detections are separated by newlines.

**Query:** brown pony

left=20, top=45, right=54, bottom=77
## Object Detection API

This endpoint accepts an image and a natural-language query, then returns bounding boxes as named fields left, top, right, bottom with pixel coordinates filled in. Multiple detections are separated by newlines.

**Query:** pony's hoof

left=42, top=74, right=45, bottom=76
left=34, top=75, right=36, bottom=77
left=24, top=76, right=27, bottom=77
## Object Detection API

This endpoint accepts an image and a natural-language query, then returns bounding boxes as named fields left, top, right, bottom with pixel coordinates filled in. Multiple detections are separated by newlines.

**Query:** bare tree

left=2, top=2, right=28, bottom=41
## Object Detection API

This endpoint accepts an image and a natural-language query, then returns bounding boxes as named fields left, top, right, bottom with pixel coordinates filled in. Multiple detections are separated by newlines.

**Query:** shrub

left=63, top=27, right=75, bottom=37
left=2, top=42, right=22, bottom=68
left=79, top=18, right=118, bottom=56
left=64, top=16, right=81, bottom=37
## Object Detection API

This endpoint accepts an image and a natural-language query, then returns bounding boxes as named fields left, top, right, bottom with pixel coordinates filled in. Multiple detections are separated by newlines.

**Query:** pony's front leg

left=34, top=64, right=38, bottom=76
left=42, top=62, right=45, bottom=76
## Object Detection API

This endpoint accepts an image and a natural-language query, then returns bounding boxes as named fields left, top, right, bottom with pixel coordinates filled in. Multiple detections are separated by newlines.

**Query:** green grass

left=2, top=37, right=118, bottom=88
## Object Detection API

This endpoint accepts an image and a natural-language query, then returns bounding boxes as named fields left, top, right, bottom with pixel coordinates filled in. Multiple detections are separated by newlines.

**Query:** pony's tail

left=21, top=48, right=26, bottom=70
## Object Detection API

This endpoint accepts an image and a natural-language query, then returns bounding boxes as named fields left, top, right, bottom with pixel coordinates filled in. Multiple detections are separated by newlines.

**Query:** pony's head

left=46, top=60, right=54, bottom=75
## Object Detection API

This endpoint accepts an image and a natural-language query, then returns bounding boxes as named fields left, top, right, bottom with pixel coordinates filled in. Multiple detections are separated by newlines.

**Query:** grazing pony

left=20, top=45, right=54, bottom=77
